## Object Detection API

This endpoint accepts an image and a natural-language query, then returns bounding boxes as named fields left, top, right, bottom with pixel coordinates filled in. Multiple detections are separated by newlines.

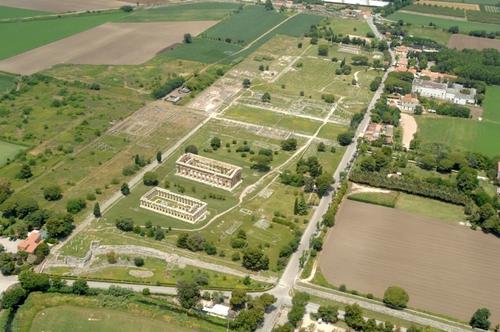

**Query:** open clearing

left=447, top=34, right=500, bottom=50
left=0, top=0, right=128, bottom=12
left=320, top=199, right=500, bottom=322
left=0, top=140, right=26, bottom=166
left=0, top=21, right=217, bottom=75
left=399, top=113, right=417, bottom=149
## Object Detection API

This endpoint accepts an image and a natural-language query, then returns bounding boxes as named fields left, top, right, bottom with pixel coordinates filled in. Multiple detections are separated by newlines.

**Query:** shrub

left=134, top=257, right=144, bottom=267
left=66, top=198, right=86, bottom=214
left=143, top=172, right=159, bottom=186
left=115, top=217, right=134, bottom=232
left=383, top=286, right=409, bottom=309
left=43, top=185, right=62, bottom=201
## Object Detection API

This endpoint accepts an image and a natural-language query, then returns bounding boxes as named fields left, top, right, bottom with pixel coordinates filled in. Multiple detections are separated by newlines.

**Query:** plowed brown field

left=0, top=21, right=217, bottom=75
left=0, top=0, right=128, bottom=12
left=448, top=34, right=500, bottom=51
left=319, top=199, right=500, bottom=322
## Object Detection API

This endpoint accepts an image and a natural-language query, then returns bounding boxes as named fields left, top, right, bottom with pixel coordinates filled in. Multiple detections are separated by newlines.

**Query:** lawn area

left=388, top=11, right=500, bottom=33
left=404, top=25, right=452, bottom=44
left=223, top=104, right=322, bottom=135
left=348, top=191, right=399, bottom=208
left=483, top=85, right=500, bottom=123
left=395, top=193, right=466, bottom=223
left=0, top=140, right=26, bottom=166
left=0, top=5, right=50, bottom=19
left=0, top=11, right=130, bottom=60
left=13, top=293, right=226, bottom=332
left=416, top=116, right=500, bottom=157
left=202, top=5, right=286, bottom=45
left=0, top=71, right=16, bottom=94
left=121, top=2, right=240, bottom=22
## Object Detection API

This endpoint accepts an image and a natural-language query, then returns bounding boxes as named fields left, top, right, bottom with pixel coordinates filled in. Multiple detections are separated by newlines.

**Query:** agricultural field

left=0, top=21, right=218, bottom=75
left=324, top=17, right=373, bottom=36
left=403, top=4, right=467, bottom=17
left=201, top=5, right=286, bottom=45
left=403, top=25, right=452, bottom=44
left=12, top=292, right=226, bottom=332
left=0, top=140, right=27, bottom=166
left=0, top=5, right=49, bottom=19
left=416, top=86, right=500, bottom=157
left=121, top=2, right=240, bottom=22
left=319, top=199, right=500, bottom=322
left=0, top=71, right=16, bottom=93
left=416, top=0, right=480, bottom=10
left=0, top=0, right=128, bottom=12
left=0, top=11, right=130, bottom=60
left=447, top=33, right=500, bottom=50
left=388, top=11, right=500, bottom=33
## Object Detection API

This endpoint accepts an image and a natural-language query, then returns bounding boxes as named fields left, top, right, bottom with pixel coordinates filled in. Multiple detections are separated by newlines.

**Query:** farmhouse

left=176, top=153, right=242, bottom=191
left=139, top=187, right=207, bottom=223
left=364, top=122, right=394, bottom=144
left=400, top=94, right=420, bottom=112
left=17, top=230, right=43, bottom=254
left=412, top=79, right=476, bottom=105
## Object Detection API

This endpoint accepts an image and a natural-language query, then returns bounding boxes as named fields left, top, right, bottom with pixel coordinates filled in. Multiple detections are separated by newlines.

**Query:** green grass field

left=14, top=293, right=226, bottom=332
left=482, top=85, right=500, bottom=123
left=121, top=2, right=240, bottom=22
left=348, top=191, right=399, bottom=208
left=0, top=11, right=129, bottom=60
left=0, top=140, right=26, bottom=166
left=164, top=38, right=242, bottom=63
left=404, top=25, right=451, bottom=44
left=0, top=71, right=16, bottom=94
left=395, top=193, right=466, bottom=223
left=224, top=104, right=322, bottom=135
left=326, top=17, right=373, bottom=36
left=202, top=5, right=286, bottom=45
left=0, top=5, right=50, bottom=19
left=388, top=11, right=500, bottom=33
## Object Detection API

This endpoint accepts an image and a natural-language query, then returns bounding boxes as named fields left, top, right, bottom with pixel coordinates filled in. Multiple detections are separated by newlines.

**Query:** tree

left=318, top=44, right=329, bottom=56
left=317, top=142, right=326, bottom=152
left=46, top=214, right=74, bottom=239
left=281, top=138, right=297, bottom=151
left=456, top=167, right=479, bottom=193
left=231, top=307, right=265, bottom=331
left=156, top=151, right=162, bottom=163
left=121, top=183, right=130, bottom=196
left=251, top=154, right=272, bottom=172
left=273, top=324, right=294, bottom=332
left=43, top=185, right=62, bottom=201
left=72, top=279, right=89, bottom=295
left=261, top=92, right=271, bottom=102
left=66, top=198, right=86, bottom=214
left=264, top=0, right=274, bottom=10
left=383, top=286, right=409, bottom=309
left=183, top=145, right=198, bottom=155
left=414, top=105, right=423, bottom=115
left=317, top=305, right=339, bottom=323
left=176, top=279, right=200, bottom=309
left=143, top=172, right=159, bottom=186
left=18, top=270, right=50, bottom=292
left=230, top=288, right=247, bottom=310
left=1, top=285, right=26, bottom=309
left=115, top=217, right=134, bottom=232
left=337, top=131, right=354, bottom=146
left=315, top=173, right=332, bottom=197
left=183, top=33, right=192, bottom=43
left=243, top=78, right=251, bottom=88
left=210, top=137, right=221, bottom=150
left=242, top=247, right=269, bottom=271
left=294, top=194, right=308, bottom=215
left=120, top=5, right=134, bottom=12
left=448, top=25, right=459, bottom=34
left=344, top=304, right=365, bottom=330
left=470, top=308, right=491, bottom=330
left=34, top=242, right=50, bottom=263
left=93, top=202, right=101, bottom=218
left=134, top=257, right=144, bottom=267
left=0, top=179, right=13, bottom=204
left=16, top=164, right=32, bottom=179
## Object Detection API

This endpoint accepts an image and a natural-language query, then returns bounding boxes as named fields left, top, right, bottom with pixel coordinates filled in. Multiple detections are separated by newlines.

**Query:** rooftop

left=17, top=230, right=42, bottom=254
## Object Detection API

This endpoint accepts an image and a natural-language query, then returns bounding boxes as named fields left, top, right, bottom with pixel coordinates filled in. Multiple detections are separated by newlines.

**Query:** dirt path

left=398, top=10, right=467, bottom=21
left=400, top=113, right=417, bottom=149
left=350, top=183, right=392, bottom=194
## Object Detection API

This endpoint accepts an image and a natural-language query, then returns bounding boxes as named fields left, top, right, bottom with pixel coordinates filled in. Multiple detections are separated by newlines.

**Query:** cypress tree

left=93, top=202, right=101, bottom=218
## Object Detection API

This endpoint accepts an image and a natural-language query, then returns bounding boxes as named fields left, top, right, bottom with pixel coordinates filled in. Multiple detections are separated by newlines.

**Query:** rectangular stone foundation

left=139, top=187, right=207, bottom=223
left=175, top=153, right=242, bottom=191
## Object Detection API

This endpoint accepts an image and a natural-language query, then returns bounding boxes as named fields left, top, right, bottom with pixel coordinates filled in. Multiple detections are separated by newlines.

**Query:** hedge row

left=349, top=170, right=468, bottom=205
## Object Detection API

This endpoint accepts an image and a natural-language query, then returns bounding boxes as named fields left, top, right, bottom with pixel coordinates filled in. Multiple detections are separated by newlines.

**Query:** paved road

left=257, top=15, right=396, bottom=332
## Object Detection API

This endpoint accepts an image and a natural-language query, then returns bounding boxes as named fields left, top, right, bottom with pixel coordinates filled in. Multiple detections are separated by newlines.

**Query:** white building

left=412, top=79, right=476, bottom=105
left=202, top=304, right=230, bottom=318
left=324, top=0, right=389, bottom=7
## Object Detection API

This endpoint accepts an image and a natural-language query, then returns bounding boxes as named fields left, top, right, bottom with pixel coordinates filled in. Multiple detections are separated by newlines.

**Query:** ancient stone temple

left=175, top=153, right=242, bottom=191
left=139, top=187, right=207, bottom=223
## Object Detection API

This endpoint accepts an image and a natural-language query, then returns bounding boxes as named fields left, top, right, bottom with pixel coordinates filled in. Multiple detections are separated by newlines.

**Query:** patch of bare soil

left=0, top=21, right=217, bottom=75
left=128, top=269, right=154, bottom=278
left=0, top=0, right=128, bottom=12
left=400, top=113, right=417, bottom=149
left=448, top=34, right=500, bottom=51
left=319, top=199, right=500, bottom=322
